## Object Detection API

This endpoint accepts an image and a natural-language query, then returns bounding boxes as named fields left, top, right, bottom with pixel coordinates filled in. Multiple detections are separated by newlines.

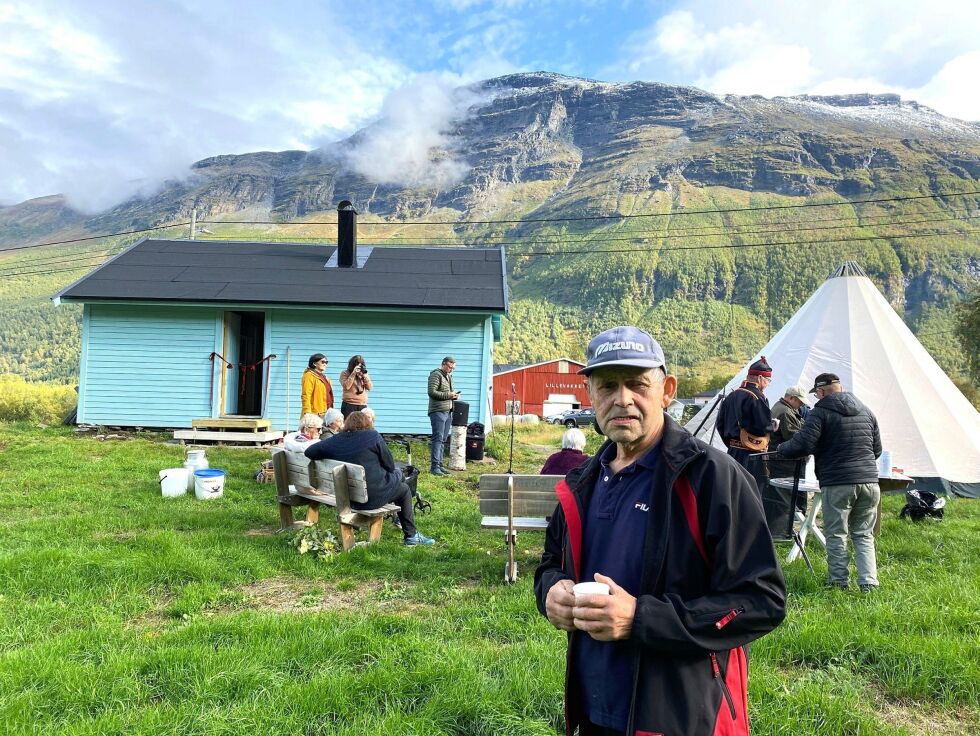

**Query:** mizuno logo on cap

left=595, top=341, right=646, bottom=356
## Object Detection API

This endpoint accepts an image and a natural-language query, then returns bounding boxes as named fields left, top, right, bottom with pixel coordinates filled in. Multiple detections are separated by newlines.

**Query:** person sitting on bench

left=283, top=413, right=324, bottom=452
left=541, top=427, right=591, bottom=475
left=320, top=408, right=344, bottom=439
left=304, top=410, right=435, bottom=546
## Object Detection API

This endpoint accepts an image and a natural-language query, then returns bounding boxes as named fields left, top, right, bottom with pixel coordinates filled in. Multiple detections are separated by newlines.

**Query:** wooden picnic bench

left=272, top=450, right=398, bottom=551
left=479, top=474, right=564, bottom=583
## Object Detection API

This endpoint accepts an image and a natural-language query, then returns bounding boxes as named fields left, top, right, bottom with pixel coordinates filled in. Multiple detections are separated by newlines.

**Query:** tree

left=955, top=289, right=980, bottom=382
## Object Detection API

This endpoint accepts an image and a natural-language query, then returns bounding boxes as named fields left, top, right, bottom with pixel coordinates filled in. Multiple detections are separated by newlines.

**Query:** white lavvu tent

left=685, top=262, right=980, bottom=497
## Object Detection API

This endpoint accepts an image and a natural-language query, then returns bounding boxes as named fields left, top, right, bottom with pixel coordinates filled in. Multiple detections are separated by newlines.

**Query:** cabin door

left=222, top=311, right=266, bottom=416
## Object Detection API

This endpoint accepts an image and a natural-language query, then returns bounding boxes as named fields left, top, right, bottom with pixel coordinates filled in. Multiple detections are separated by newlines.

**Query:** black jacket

left=534, top=417, right=786, bottom=736
left=777, top=391, right=881, bottom=487
left=716, top=382, right=772, bottom=445
left=304, top=429, right=402, bottom=508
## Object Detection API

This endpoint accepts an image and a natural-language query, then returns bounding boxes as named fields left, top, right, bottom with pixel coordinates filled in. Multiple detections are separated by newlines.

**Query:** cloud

left=0, top=0, right=407, bottom=211
left=611, top=0, right=980, bottom=119
left=913, top=50, right=980, bottom=121
left=343, top=72, right=488, bottom=189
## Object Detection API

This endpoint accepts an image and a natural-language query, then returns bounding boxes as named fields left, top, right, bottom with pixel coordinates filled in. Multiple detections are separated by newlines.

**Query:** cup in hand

left=573, top=581, right=610, bottom=603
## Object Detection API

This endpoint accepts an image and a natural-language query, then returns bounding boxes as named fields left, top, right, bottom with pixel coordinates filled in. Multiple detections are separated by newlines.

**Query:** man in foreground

left=777, top=372, right=882, bottom=592
left=426, top=356, right=459, bottom=475
left=715, top=357, right=774, bottom=468
left=535, top=326, right=786, bottom=736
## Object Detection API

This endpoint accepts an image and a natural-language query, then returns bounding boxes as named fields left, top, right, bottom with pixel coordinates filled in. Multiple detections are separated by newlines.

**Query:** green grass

left=0, top=422, right=977, bottom=735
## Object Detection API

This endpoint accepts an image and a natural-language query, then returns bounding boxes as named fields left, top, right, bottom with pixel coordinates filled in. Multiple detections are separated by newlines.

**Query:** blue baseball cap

left=578, top=326, right=667, bottom=376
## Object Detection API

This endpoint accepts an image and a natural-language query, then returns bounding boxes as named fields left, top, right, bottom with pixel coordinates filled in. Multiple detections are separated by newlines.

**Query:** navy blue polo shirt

left=574, top=440, right=660, bottom=732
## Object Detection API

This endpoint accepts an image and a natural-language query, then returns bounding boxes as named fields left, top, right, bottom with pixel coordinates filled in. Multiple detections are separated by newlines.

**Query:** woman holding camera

left=339, top=354, right=373, bottom=418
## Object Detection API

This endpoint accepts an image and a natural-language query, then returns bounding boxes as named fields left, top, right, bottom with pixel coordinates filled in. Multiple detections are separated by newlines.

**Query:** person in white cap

left=534, top=326, right=785, bottom=736
left=771, top=384, right=808, bottom=445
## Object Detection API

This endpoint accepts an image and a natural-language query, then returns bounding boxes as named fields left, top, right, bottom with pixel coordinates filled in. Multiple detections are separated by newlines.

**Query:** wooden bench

left=272, top=449, right=336, bottom=530
left=273, top=451, right=397, bottom=550
left=479, top=474, right=564, bottom=583
left=310, top=459, right=399, bottom=551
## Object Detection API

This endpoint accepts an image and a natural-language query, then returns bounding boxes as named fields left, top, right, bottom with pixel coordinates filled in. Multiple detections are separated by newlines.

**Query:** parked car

left=561, top=408, right=595, bottom=428
left=545, top=409, right=574, bottom=424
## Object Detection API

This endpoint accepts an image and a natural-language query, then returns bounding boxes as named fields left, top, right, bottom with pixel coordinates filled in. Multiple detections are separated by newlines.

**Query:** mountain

left=1, top=72, right=978, bottom=388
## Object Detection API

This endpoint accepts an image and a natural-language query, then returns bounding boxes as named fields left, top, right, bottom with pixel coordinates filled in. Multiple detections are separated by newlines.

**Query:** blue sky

left=1, top=0, right=978, bottom=210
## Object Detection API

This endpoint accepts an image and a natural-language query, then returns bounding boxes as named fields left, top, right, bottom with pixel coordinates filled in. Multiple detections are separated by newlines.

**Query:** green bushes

left=0, top=374, right=76, bottom=423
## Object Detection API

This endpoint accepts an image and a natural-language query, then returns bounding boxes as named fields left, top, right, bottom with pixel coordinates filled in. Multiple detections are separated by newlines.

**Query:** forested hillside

left=1, top=73, right=977, bottom=392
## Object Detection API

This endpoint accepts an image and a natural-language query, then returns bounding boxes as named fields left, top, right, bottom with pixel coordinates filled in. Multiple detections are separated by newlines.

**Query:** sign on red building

left=493, top=358, right=590, bottom=417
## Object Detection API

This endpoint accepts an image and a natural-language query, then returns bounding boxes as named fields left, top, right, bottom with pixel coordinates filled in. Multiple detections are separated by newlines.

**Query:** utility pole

left=190, top=208, right=197, bottom=240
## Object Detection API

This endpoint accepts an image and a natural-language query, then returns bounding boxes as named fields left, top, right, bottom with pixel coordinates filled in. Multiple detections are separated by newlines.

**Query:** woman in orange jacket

left=301, top=353, right=334, bottom=421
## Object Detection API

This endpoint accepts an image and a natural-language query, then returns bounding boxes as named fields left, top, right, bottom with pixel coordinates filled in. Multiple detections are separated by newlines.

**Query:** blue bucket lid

left=194, top=468, right=225, bottom=478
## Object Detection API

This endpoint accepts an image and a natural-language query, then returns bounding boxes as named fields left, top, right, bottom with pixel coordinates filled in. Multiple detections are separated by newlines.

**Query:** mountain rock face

left=2, top=72, right=979, bottom=381
left=12, top=71, right=974, bottom=232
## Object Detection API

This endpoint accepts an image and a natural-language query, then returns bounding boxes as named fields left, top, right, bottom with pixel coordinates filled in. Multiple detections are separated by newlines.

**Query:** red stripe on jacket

left=712, top=647, right=749, bottom=735
left=673, top=475, right=711, bottom=568
left=554, top=479, right=582, bottom=580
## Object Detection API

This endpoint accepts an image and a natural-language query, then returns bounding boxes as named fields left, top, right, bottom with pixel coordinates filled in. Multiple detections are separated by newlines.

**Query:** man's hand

left=572, top=573, right=636, bottom=641
left=451, top=391, right=460, bottom=400
left=545, top=579, right=576, bottom=632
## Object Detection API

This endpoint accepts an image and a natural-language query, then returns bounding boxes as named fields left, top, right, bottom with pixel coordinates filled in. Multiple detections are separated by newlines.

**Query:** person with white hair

left=283, top=413, right=323, bottom=452
left=540, top=427, right=591, bottom=475
left=321, top=408, right=344, bottom=439
left=305, top=410, right=435, bottom=546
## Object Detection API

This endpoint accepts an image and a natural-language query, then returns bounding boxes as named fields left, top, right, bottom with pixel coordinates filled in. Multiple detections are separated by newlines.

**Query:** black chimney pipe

left=337, top=200, right=357, bottom=268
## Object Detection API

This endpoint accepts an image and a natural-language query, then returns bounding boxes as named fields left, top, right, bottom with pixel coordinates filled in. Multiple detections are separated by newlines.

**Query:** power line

left=354, top=212, right=980, bottom=245
left=4, top=188, right=978, bottom=254
left=199, top=189, right=980, bottom=227
left=8, top=226, right=978, bottom=280
left=0, top=222, right=191, bottom=253
left=515, top=228, right=980, bottom=257
left=187, top=211, right=979, bottom=248
left=291, top=208, right=980, bottom=242
left=0, top=247, right=119, bottom=273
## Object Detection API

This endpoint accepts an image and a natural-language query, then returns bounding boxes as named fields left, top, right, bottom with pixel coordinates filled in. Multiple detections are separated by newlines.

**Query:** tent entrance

left=221, top=311, right=266, bottom=416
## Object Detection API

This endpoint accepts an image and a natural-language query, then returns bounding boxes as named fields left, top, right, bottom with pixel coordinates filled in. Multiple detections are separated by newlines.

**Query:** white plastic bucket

left=159, top=468, right=189, bottom=497
left=194, top=468, right=225, bottom=500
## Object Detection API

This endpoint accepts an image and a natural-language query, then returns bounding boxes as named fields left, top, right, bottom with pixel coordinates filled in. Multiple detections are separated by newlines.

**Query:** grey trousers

left=821, top=482, right=880, bottom=587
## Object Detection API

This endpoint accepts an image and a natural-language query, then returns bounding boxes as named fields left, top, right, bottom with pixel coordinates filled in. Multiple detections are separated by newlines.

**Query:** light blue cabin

left=56, top=225, right=507, bottom=434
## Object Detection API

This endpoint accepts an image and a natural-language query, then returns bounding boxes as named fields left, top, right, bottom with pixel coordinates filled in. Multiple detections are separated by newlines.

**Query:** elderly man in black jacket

left=535, top=326, right=786, bottom=736
left=777, top=372, right=882, bottom=592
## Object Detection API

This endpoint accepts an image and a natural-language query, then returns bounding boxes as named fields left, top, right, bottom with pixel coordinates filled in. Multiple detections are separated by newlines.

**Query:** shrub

left=0, top=374, right=76, bottom=423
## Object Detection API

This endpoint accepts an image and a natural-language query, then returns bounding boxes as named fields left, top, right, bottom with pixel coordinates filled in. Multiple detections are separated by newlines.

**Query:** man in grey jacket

left=427, top=356, right=459, bottom=475
left=777, top=372, right=882, bottom=592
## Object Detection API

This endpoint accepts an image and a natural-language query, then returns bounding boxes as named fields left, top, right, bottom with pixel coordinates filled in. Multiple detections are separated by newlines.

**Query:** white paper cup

left=573, top=582, right=610, bottom=601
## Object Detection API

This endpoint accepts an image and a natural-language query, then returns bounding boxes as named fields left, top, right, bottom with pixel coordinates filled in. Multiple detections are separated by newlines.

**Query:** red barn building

left=492, top=358, right=590, bottom=417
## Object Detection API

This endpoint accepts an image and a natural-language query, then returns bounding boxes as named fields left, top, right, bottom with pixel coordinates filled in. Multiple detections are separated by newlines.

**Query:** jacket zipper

left=710, top=652, right=737, bottom=721
left=715, top=607, right=744, bottom=630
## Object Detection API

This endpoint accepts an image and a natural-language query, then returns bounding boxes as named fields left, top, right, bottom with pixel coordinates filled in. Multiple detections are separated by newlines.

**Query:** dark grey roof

left=56, top=239, right=508, bottom=311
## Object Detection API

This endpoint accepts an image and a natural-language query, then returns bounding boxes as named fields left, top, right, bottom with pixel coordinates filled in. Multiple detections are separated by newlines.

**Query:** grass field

left=0, top=421, right=977, bottom=735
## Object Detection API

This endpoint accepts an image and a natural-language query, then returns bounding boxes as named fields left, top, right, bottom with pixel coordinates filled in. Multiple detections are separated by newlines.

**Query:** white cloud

left=612, top=0, right=980, bottom=119
left=0, top=0, right=408, bottom=211
left=913, top=50, right=980, bottom=121
left=344, top=72, right=488, bottom=189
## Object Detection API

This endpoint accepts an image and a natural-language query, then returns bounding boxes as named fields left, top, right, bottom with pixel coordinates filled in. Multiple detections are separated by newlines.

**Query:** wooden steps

left=191, top=417, right=271, bottom=430
left=177, top=417, right=282, bottom=445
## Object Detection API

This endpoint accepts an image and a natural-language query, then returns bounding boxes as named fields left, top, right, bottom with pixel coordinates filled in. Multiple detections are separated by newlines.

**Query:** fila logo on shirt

left=634, top=502, right=650, bottom=512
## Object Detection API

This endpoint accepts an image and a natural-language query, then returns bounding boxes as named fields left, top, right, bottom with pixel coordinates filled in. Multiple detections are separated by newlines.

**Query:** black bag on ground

left=899, top=490, right=945, bottom=521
